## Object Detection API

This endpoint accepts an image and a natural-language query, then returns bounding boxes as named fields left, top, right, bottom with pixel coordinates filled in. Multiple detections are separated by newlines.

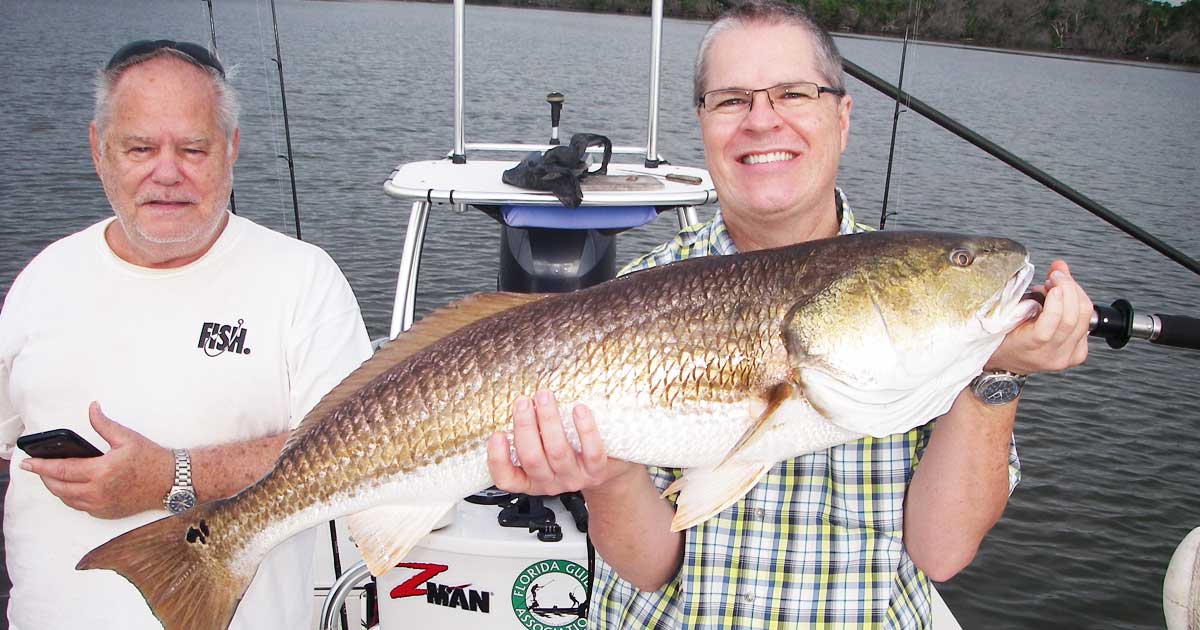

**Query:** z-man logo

left=425, top=582, right=491, bottom=613
left=391, top=562, right=492, bottom=614
left=390, top=562, right=449, bottom=599
left=197, top=319, right=251, bottom=357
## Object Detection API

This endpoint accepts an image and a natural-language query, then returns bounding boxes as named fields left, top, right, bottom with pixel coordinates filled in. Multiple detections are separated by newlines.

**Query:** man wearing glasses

left=0, top=41, right=370, bottom=628
left=488, top=1, right=1092, bottom=628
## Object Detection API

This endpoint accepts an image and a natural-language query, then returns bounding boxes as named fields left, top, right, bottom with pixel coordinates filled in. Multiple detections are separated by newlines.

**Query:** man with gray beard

left=0, top=40, right=370, bottom=629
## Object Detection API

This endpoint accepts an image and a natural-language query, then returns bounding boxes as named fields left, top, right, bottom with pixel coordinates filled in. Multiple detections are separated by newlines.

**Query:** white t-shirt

left=0, top=213, right=372, bottom=630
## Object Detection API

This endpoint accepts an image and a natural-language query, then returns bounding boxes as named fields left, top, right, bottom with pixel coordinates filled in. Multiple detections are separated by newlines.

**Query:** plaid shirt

left=590, top=190, right=1021, bottom=629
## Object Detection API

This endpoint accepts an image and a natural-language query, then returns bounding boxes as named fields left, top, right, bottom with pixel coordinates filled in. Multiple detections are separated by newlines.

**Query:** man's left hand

left=987, top=260, right=1093, bottom=376
left=20, top=402, right=172, bottom=519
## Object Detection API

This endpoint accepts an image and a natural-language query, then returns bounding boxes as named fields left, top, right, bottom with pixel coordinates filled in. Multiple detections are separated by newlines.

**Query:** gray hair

left=694, top=0, right=845, bottom=106
left=93, top=47, right=239, bottom=153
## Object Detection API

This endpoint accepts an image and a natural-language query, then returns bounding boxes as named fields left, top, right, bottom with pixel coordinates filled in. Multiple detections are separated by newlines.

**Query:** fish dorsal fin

left=283, top=292, right=548, bottom=453
left=351, top=291, right=548, bottom=394
left=347, top=501, right=459, bottom=576
left=664, top=463, right=773, bottom=532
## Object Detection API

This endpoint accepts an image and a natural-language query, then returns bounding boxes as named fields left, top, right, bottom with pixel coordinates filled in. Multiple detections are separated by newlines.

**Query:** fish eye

left=949, top=249, right=975, bottom=267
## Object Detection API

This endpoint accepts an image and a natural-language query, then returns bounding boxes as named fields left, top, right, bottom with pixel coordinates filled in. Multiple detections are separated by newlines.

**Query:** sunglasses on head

left=106, top=39, right=225, bottom=78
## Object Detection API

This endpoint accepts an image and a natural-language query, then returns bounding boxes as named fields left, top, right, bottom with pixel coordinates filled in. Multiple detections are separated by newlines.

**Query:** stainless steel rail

left=452, top=0, right=466, bottom=162
left=449, top=0, right=665, bottom=165
left=644, top=0, right=664, bottom=167
left=318, top=561, right=372, bottom=630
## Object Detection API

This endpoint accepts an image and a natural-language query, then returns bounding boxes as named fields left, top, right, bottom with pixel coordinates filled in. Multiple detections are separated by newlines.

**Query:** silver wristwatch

left=969, top=370, right=1027, bottom=405
left=163, top=448, right=197, bottom=514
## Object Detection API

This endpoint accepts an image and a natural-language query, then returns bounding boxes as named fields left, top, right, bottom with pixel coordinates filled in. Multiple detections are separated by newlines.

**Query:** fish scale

left=77, top=230, right=1037, bottom=630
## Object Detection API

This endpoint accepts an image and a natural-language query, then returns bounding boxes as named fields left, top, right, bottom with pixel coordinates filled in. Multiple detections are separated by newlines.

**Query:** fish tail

left=76, top=501, right=252, bottom=630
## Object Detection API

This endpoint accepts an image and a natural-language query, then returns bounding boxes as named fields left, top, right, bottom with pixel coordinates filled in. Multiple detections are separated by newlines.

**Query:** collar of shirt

left=620, top=187, right=870, bottom=275
left=709, top=187, right=868, bottom=256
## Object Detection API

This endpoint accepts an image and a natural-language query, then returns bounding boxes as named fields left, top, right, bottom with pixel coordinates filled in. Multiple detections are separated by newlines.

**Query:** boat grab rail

left=450, top=0, right=666, bottom=166
left=460, top=143, right=660, bottom=159
left=319, top=560, right=372, bottom=630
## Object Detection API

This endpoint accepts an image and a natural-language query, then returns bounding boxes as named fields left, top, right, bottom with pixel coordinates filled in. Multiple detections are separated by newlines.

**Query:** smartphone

left=17, top=428, right=103, bottom=459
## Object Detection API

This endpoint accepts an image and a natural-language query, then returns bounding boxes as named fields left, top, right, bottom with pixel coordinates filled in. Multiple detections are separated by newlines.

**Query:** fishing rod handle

left=1089, top=299, right=1200, bottom=350
left=1154, top=313, right=1200, bottom=350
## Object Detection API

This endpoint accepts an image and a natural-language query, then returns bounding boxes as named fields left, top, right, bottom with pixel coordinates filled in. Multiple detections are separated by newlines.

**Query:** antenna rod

left=844, top=58, right=1200, bottom=277
left=452, top=0, right=466, bottom=164
left=269, top=0, right=302, bottom=240
left=644, top=0, right=664, bottom=168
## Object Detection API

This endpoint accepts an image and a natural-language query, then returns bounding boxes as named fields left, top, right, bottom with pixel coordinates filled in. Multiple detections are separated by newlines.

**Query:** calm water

left=1, top=1, right=1198, bottom=628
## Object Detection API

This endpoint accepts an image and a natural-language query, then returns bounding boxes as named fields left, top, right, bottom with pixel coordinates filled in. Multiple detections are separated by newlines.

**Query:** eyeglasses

left=698, top=82, right=845, bottom=115
left=106, top=39, right=225, bottom=78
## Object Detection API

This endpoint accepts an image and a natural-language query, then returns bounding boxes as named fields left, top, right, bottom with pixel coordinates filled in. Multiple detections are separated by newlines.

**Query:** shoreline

left=834, top=32, right=1200, bottom=75
left=343, top=0, right=1200, bottom=73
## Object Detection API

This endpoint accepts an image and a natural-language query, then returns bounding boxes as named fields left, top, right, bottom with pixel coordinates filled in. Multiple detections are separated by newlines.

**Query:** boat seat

left=499, top=204, right=658, bottom=230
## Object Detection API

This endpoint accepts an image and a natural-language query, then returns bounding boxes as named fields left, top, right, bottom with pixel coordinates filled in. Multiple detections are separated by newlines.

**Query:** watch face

left=166, top=490, right=196, bottom=513
left=981, top=378, right=1021, bottom=404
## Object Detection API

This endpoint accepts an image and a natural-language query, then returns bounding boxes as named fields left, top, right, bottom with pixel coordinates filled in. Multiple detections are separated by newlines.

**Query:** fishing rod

left=202, top=0, right=325, bottom=621
left=202, top=0, right=236, bottom=215
left=855, top=49, right=1199, bottom=350
left=1021, top=291, right=1200, bottom=351
left=879, top=0, right=918, bottom=230
left=268, top=0, right=303, bottom=241
left=255, top=0, right=334, bottom=619
left=842, top=58, right=1200, bottom=278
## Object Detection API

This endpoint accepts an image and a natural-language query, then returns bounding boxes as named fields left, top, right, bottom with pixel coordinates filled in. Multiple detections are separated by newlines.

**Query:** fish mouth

left=979, top=260, right=1039, bottom=334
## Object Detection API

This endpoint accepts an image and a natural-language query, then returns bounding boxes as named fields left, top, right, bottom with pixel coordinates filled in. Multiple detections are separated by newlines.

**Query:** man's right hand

left=488, top=390, right=685, bottom=591
left=486, top=390, right=641, bottom=496
left=21, top=402, right=172, bottom=519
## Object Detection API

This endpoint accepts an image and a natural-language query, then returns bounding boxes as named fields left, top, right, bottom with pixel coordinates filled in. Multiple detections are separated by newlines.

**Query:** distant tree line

left=453, top=0, right=1200, bottom=64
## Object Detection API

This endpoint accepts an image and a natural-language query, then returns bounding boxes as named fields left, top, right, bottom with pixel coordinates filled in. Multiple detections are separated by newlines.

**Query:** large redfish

left=78, top=231, right=1037, bottom=629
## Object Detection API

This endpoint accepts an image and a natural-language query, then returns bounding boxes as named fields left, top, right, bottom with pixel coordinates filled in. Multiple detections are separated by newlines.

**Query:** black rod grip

left=1090, top=300, right=1133, bottom=349
left=1153, top=314, right=1200, bottom=350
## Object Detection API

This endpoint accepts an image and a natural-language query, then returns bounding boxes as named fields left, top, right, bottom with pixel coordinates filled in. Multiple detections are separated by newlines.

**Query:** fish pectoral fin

left=346, top=501, right=457, bottom=577
left=660, top=475, right=687, bottom=499
left=718, top=381, right=794, bottom=468
left=663, top=382, right=794, bottom=531
left=668, top=463, right=772, bottom=532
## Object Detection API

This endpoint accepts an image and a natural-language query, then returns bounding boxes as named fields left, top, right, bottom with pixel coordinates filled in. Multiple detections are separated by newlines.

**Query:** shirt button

left=741, top=591, right=755, bottom=604
left=753, top=507, right=766, bottom=520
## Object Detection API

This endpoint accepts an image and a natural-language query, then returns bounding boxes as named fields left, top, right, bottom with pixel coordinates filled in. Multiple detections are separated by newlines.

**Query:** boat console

left=317, top=1, right=716, bottom=628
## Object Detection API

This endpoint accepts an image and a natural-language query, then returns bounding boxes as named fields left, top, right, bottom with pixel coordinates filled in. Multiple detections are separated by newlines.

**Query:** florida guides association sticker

left=511, top=559, right=588, bottom=630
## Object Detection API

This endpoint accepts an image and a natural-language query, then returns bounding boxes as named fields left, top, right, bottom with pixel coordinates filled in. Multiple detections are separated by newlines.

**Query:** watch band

left=172, top=448, right=192, bottom=487
left=164, top=448, right=197, bottom=513
left=975, top=369, right=1026, bottom=380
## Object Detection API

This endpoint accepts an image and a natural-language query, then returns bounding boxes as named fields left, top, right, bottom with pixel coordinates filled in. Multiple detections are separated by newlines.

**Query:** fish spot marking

left=186, top=519, right=211, bottom=545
